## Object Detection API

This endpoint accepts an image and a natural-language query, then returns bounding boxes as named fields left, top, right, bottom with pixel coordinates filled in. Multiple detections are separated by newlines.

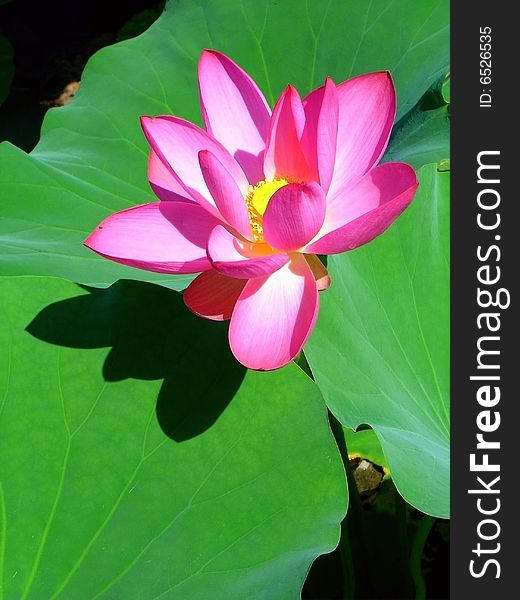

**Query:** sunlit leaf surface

left=0, top=0, right=449, bottom=287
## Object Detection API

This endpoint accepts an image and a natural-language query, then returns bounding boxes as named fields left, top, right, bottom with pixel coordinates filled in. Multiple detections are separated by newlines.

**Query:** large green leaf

left=343, top=427, right=388, bottom=470
left=306, top=164, right=449, bottom=517
left=0, top=0, right=449, bottom=286
left=383, top=76, right=450, bottom=169
left=0, top=276, right=346, bottom=599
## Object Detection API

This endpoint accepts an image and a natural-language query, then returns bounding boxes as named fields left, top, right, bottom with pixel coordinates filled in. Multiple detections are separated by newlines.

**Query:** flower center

left=245, top=178, right=289, bottom=241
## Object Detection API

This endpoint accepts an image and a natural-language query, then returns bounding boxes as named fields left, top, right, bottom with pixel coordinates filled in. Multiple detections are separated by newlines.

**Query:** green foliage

left=343, top=427, right=389, bottom=470
left=0, top=2, right=450, bottom=595
left=306, top=165, right=450, bottom=517
left=383, top=76, right=450, bottom=168
left=0, top=0, right=448, bottom=288
left=0, top=276, right=346, bottom=599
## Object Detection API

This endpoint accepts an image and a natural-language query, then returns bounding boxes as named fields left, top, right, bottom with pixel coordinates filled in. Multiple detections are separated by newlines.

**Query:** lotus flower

left=85, top=50, right=418, bottom=370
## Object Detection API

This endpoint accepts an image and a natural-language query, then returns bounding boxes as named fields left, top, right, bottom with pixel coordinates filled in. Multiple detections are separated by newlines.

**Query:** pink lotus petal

left=199, top=150, right=252, bottom=240
left=148, top=149, right=195, bottom=203
left=141, top=115, right=248, bottom=218
left=327, top=72, right=396, bottom=198
left=184, top=270, right=246, bottom=321
left=84, top=50, right=421, bottom=374
left=198, top=50, right=271, bottom=184
left=229, top=254, right=319, bottom=370
left=84, top=201, right=220, bottom=274
left=305, top=254, right=331, bottom=291
left=301, top=77, right=339, bottom=192
left=207, top=224, right=289, bottom=279
left=264, top=85, right=312, bottom=182
left=306, top=162, right=418, bottom=255
left=263, top=182, right=326, bottom=252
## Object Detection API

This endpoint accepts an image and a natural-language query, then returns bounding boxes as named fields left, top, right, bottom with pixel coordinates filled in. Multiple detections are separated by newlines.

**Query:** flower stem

left=328, top=411, right=373, bottom=600
left=410, top=514, right=436, bottom=600
left=394, top=486, right=413, bottom=598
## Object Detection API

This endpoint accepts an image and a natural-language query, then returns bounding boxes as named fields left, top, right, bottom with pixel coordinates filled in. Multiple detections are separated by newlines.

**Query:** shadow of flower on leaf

left=26, top=279, right=246, bottom=442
